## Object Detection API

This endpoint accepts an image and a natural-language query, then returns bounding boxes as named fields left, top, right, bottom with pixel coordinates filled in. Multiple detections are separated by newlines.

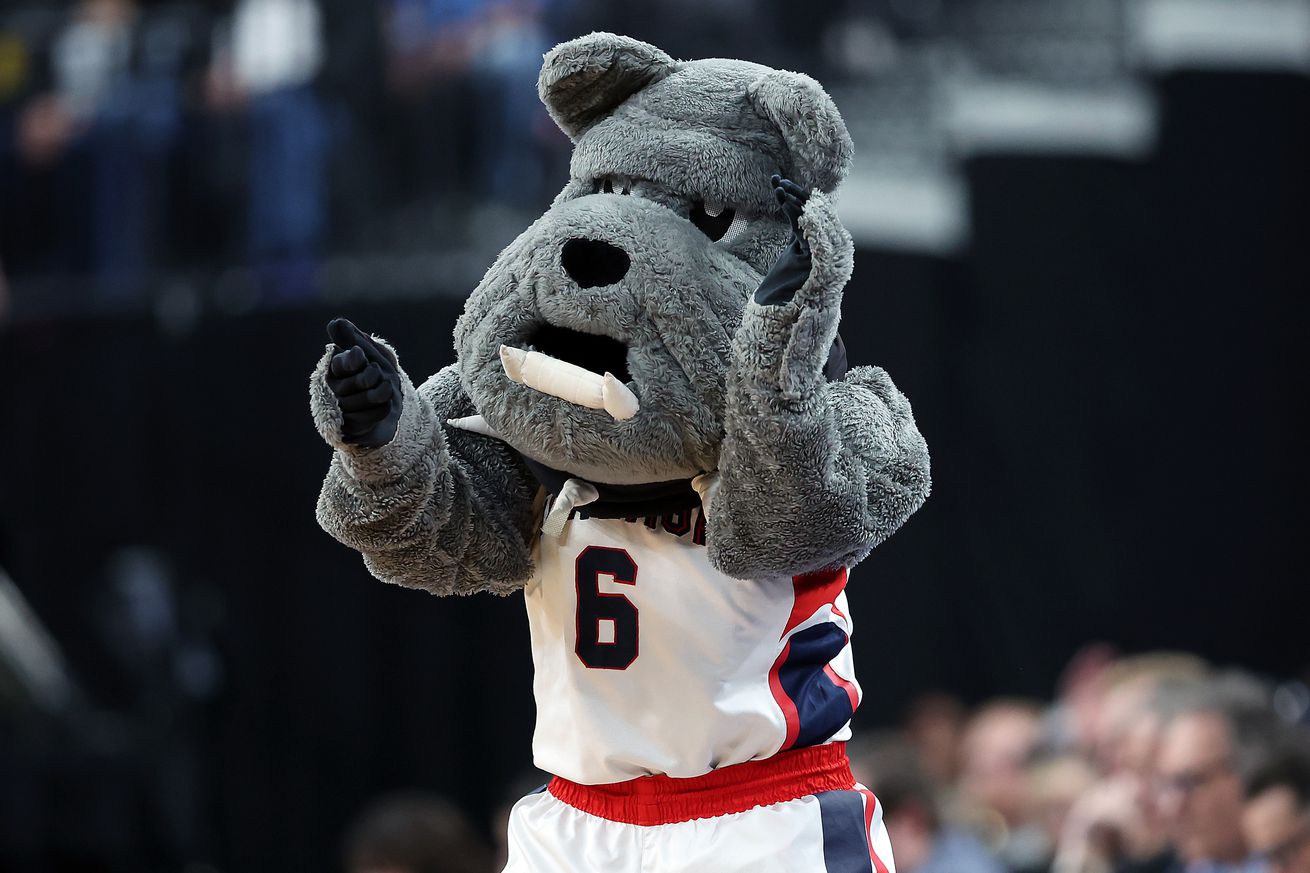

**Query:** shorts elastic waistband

left=547, top=742, right=854, bottom=826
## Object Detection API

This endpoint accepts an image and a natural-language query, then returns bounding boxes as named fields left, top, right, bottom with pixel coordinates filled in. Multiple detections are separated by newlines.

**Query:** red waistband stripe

left=547, top=743, right=855, bottom=826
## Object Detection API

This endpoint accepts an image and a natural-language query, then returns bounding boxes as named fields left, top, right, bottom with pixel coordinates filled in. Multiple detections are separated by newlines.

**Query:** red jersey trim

left=547, top=742, right=855, bottom=826
left=768, top=638, right=802, bottom=750
left=824, top=664, right=860, bottom=712
left=768, top=567, right=853, bottom=751
left=781, top=567, right=848, bottom=638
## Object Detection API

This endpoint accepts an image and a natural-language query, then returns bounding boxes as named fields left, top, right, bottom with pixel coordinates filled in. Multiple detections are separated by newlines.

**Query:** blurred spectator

left=1056, top=654, right=1211, bottom=873
left=1242, top=744, right=1310, bottom=873
left=1052, top=643, right=1121, bottom=759
left=380, top=0, right=484, bottom=210
left=465, top=2, right=553, bottom=210
left=1029, top=753, right=1099, bottom=863
left=16, top=0, right=186, bottom=298
left=208, top=0, right=329, bottom=302
left=344, top=792, right=494, bottom=873
left=1152, top=673, right=1281, bottom=873
left=854, top=734, right=1006, bottom=873
left=380, top=0, right=556, bottom=219
left=904, top=691, right=967, bottom=788
left=1093, top=656, right=1210, bottom=774
left=958, top=698, right=1051, bottom=871
left=15, top=93, right=75, bottom=170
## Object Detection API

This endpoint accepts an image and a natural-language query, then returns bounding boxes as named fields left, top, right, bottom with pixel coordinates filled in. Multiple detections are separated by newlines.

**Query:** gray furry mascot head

left=310, top=30, right=929, bottom=597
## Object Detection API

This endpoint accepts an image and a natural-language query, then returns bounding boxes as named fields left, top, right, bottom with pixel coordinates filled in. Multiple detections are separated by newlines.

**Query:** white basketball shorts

left=501, top=744, right=895, bottom=873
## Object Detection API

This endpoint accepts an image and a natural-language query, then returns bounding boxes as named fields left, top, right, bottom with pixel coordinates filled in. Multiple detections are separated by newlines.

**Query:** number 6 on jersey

left=574, top=546, right=639, bottom=669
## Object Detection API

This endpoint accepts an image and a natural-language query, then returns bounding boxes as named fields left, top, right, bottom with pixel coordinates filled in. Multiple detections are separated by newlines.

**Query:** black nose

left=561, top=238, right=630, bottom=288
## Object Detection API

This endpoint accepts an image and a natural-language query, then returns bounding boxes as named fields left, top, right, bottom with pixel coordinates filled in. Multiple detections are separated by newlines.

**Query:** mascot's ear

left=748, top=70, right=853, bottom=193
left=539, top=32, right=679, bottom=140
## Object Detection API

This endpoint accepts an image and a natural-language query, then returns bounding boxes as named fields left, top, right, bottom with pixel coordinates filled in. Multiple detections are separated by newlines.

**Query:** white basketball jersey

left=525, top=499, right=863, bottom=785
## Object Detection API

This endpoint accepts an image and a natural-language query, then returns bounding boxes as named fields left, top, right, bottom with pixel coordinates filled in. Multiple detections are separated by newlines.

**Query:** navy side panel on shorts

left=815, top=790, right=873, bottom=873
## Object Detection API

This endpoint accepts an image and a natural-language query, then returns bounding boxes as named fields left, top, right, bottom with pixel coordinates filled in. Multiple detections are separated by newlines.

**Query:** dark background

left=2, top=0, right=1309, bottom=870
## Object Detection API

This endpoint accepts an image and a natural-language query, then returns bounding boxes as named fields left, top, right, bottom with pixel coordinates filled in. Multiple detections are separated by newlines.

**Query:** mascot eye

left=690, top=201, right=747, bottom=244
left=690, top=201, right=735, bottom=240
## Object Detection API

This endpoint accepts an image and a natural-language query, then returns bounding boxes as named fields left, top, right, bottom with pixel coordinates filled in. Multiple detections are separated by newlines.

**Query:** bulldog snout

left=562, top=238, right=631, bottom=288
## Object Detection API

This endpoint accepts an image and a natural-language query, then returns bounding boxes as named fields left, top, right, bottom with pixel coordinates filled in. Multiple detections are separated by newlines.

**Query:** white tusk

left=691, top=471, right=721, bottom=520
left=500, top=345, right=527, bottom=383
left=704, top=202, right=724, bottom=217
left=602, top=372, right=639, bottom=420
left=446, top=415, right=502, bottom=439
left=521, top=349, right=604, bottom=409
left=499, top=344, right=640, bottom=420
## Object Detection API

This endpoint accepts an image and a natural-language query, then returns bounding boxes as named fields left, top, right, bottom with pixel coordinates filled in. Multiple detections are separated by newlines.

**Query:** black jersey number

left=574, top=546, right=638, bottom=670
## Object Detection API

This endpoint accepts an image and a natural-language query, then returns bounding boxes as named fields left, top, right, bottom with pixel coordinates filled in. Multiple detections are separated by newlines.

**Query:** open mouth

left=525, top=323, right=632, bottom=384
left=495, top=322, right=639, bottom=420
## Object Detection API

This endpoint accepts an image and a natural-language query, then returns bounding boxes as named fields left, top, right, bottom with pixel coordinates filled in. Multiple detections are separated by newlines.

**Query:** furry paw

left=793, top=189, right=854, bottom=313
left=310, top=320, right=408, bottom=451
left=324, top=319, right=404, bottom=447
left=733, top=189, right=853, bottom=400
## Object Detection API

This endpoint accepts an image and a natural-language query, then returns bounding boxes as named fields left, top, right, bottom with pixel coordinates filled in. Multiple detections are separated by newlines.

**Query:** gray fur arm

left=310, top=348, right=538, bottom=595
left=710, top=191, right=931, bottom=578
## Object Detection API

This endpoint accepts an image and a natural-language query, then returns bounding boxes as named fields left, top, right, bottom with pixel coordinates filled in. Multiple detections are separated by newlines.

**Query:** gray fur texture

left=311, top=341, right=539, bottom=594
left=539, top=33, right=679, bottom=140
left=312, top=31, right=930, bottom=590
left=712, top=192, right=929, bottom=576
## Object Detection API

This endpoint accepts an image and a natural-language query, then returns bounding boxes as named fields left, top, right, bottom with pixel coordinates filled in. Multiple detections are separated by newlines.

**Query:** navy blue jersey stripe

left=816, top=790, right=874, bottom=873
left=778, top=623, right=857, bottom=748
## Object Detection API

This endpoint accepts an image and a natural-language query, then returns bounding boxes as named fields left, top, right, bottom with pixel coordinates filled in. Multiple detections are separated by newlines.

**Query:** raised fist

left=324, top=318, right=403, bottom=447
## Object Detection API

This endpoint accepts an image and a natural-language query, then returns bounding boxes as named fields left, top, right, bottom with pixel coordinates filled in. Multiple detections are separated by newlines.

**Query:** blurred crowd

left=343, top=650, right=1310, bottom=873
left=0, top=0, right=844, bottom=318
left=849, top=653, right=1310, bottom=873
left=0, top=0, right=576, bottom=312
